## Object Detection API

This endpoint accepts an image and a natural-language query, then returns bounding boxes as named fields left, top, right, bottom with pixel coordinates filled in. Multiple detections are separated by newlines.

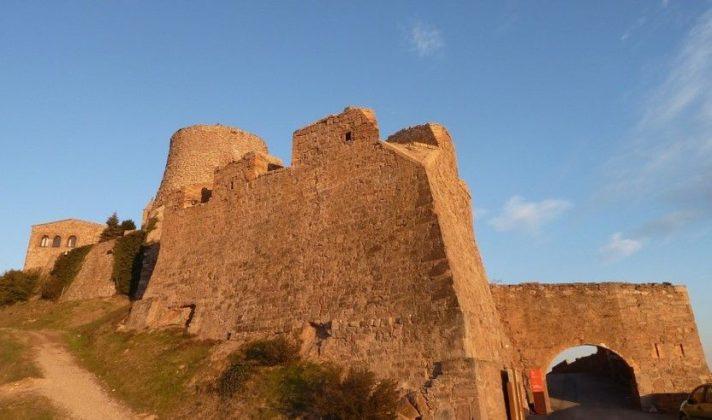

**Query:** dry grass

left=0, top=330, right=41, bottom=385
left=0, top=393, right=65, bottom=420
left=66, top=308, right=215, bottom=416
left=0, top=297, right=217, bottom=418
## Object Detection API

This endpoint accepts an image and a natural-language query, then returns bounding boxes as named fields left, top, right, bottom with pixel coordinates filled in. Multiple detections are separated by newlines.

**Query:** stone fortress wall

left=60, top=239, right=117, bottom=302
left=23, top=219, right=104, bottom=272
left=22, top=106, right=711, bottom=418
left=129, top=107, right=513, bottom=419
left=491, top=282, right=711, bottom=410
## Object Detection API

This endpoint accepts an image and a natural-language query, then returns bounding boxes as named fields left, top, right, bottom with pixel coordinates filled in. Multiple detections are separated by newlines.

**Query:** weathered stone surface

left=491, top=282, right=712, bottom=411
left=129, top=107, right=512, bottom=418
left=153, top=124, right=268, bottom=207
left=23, top=219, right=104, bottom=273
left=61, top=239, right=117, bottom=301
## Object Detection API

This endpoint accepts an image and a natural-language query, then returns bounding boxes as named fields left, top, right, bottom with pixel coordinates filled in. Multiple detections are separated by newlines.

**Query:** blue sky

left=1, top=1, right=710, bottom=365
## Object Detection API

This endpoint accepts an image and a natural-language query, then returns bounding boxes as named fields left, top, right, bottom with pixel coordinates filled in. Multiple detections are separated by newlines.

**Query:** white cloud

left=599, top=233, right=643, bottom=262
left=489, top=196, right=573, bottom=233
left=407, top=21, right=444, bottom=57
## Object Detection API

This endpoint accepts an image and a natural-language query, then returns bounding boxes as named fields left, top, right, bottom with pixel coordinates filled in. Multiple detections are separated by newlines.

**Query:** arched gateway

left=546, top=344, right=640, bottom=412
left=491, top=282, right=711, bottom=413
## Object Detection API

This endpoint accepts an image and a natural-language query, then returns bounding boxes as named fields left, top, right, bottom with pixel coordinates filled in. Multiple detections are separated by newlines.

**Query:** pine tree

left=100, top=212, right=122, bottom=242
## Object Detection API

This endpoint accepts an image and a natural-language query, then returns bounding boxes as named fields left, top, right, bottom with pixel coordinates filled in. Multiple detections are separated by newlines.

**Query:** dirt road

left=0, top=330, right=140, bottom=420
left=528, top=373, right=676, bottom=420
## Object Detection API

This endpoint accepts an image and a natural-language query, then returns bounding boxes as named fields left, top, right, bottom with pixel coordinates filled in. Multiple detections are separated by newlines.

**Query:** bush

left=269, top=364, right=399, bottom=420
left=100, top=212, right=136, bottom=242
left=240, top=337, right=300, bottom=367
left=0, top=270, right=41, bottom=306
left=218, top=363, right=253, bottom=398
left=216, top=337, right=399, bottom=419
left=41, top=245, right=92, bottom=300
left=119, top=220, right=136, bottom=231
left=111, top=230, right=146, bottom=296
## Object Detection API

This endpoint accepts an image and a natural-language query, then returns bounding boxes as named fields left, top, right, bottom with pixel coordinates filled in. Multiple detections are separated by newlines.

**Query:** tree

left=100, top=213, right=122, bottom=242
left=100, top=213, right=136, bottom=242
left=119, top=220, right=136, bottom=231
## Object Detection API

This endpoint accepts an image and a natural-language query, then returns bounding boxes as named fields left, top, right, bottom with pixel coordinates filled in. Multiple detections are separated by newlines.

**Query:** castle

left=24, top=107, right=710, bottom=418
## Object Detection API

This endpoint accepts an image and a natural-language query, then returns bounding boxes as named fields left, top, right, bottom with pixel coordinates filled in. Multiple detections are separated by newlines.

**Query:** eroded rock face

left=128, top=107, right=513, bottom=418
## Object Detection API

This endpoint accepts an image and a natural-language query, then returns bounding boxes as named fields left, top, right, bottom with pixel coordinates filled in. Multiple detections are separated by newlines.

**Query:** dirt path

left=1, top=330, right=140, bottom=420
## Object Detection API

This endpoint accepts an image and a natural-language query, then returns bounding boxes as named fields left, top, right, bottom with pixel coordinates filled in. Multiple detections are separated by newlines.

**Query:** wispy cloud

left=406, top=21, right=444, bottom=57
left=632, top=210, right=703, bottom=239
left=604, top=7, right=712, bottom=233
left=620, top=16, right=647, bottom=41
left=599, top=233, right=643, bottom=262
left=489, top=196, right=573, bottom=233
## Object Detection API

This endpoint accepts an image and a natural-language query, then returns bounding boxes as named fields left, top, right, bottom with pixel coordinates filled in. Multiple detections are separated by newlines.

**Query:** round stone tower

left=154, top=124, right=268, bottom=206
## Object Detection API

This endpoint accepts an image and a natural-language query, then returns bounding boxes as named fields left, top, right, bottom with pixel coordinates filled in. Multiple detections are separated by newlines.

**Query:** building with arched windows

left=23, top=219, right=104, bottom=272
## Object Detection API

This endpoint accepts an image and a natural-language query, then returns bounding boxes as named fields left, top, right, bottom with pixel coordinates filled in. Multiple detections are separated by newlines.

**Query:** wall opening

left=52, top=235, right=61, bottom=247
left=40, top=236, right=49, bottom=247
left=545, top=345, right=640, bottom=412
left=200, top=188, right=212, bottom=203
left=344, top=131, right=353, bottom=142
left=67, top=235, right=77, bottom=248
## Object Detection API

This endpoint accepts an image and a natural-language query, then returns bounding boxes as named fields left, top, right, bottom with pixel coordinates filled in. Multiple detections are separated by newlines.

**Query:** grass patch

left=0, top=394, right=64, bottom=420
left=0, top=297, right=128, bottom=331
left=0, top=330, right=41, bottom=384
left=66, top=308, right=214, bottom=416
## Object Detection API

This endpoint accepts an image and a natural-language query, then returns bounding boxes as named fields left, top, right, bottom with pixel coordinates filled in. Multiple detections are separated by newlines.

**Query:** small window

left=67, top=236, right=77, bottom=248
left=678, top=344, right=685, bottom=357
left=200, top=188, right=212, bottom=203
left=344, top=131, right=353, bottom=142
left=52, top=235, right=61, bottom=248
left=40, top=236, right=50, bottom=247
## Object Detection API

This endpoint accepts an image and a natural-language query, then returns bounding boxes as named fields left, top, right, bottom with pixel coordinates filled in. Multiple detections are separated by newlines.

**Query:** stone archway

left=544, top=344, right=641, bottom=412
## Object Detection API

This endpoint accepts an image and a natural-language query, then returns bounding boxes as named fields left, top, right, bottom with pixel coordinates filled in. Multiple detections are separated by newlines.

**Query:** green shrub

left=142, top=216, right=158, bottom=233
left=111, top=230, right=146, bottom=296
left=0, top=270, right=41, bottom=306
left=218, top=363, right=253, bottom=398
left=268, top=363, right=398, bottom=420
left=240, top=337, right=300, bottom=367
left=216, top=336, right=399, bottom=419
left=41, top=245, right=92, bottom=301
left=100, top=212, right=137, bottom=242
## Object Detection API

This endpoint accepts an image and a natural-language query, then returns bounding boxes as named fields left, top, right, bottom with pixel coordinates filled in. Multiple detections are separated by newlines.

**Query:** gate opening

left=546, top=345, right=640, bottom=412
